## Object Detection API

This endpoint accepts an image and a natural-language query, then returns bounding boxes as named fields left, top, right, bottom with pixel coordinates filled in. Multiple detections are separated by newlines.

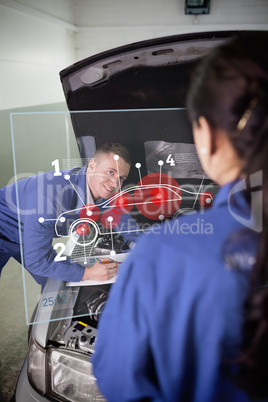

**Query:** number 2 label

left=53, top=243, right=67, bottom=262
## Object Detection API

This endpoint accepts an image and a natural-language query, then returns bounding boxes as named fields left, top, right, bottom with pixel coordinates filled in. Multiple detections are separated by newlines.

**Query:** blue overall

left=92, top=180, right=259, bottom=402
left=0, top=167, right=140, bottom=288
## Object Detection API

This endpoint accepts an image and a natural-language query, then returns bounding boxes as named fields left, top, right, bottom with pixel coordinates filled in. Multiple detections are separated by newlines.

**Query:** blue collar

left=214, top=179, right=248, bottom=209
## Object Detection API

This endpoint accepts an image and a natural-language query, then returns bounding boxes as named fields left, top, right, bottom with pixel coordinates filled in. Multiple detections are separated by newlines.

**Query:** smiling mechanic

left=0, top=142, right=140, bottom=289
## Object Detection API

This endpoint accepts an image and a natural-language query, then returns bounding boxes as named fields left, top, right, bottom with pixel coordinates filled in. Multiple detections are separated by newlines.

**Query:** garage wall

left=0, top=1, right=76, bottom=110
left=0, top=0, right=77, bottom=186
left=0, top=103, right=83, bottom=188
left=0, top=0, right=267, bottom=186
left=1, top=0, right=268, bottom=109
left=73, top=0, right=268, bottom=60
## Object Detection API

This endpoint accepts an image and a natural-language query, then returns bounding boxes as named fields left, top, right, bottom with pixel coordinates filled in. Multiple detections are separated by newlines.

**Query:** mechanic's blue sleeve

left=22, top=189, right=85, bottom=283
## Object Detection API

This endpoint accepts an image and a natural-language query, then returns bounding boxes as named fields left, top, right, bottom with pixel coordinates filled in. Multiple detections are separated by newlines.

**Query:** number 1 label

left=52, top=159, right=62, bottom=176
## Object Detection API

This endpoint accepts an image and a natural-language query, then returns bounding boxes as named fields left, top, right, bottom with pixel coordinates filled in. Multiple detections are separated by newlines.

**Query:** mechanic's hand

left=82, top=258, right=118, bottom=281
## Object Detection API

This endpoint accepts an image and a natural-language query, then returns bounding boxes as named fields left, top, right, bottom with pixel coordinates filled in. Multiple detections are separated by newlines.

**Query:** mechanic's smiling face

left=87, top=152, right=130, bottom=200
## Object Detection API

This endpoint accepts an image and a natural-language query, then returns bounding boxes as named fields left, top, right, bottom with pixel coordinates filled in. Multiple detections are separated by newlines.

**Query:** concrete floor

left=0, top=258, right=39, bottom=401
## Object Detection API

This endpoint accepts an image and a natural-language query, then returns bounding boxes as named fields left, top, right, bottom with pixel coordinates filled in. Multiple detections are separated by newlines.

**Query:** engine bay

left=44, top=235, right=121, bottom=356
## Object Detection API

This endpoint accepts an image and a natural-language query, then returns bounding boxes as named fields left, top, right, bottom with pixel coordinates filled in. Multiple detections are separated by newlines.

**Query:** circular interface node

left=75, top=223, right=90, bottom=236
left=79, top=204, right=100, bottom=222
left=150, top=187, right=168, bottom=205
left=198, top=192, right=214, bottom=208
left=70, top=219, right=98, bottom=246
left=100, top=209, right=121, bottom=228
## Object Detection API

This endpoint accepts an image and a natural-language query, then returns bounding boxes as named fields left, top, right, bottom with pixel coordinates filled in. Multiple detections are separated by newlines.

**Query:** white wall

left=13, top=0, right=75, bottom=25
left=1, top=0, right=268, bottom=109
left=73, top=0, right=268, bottom=60
left=0, top=0, right=77, bottom=186
left=0, top=0, right=267, bottom=187
left=0, top=0, right=76, bottom=110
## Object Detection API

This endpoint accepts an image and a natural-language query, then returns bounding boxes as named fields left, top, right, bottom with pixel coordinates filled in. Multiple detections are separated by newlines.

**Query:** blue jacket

left=0, top=167, right=140, bottom=287
left=92, top=181, right=259, bottom=402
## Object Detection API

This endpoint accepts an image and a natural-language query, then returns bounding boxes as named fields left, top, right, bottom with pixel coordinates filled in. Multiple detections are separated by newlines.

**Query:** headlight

left=28, top=338, right=46, bottom=395
left=47, top=348, right=105, bottom=402
left=28, top=337, right=105, bottom=401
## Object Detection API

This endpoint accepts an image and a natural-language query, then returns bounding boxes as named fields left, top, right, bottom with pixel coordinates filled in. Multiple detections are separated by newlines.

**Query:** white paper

left=66, top=252, right=128, bottom=286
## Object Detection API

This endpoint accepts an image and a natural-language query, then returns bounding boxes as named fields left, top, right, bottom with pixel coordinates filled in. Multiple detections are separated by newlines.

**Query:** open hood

left=59, top=31, right=239, bottom=186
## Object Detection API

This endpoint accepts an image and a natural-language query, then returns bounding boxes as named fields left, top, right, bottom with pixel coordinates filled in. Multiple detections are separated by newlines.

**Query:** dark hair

left=93, top=143, right=131, bottom=166
left=187, top=32, right=268, bottom=397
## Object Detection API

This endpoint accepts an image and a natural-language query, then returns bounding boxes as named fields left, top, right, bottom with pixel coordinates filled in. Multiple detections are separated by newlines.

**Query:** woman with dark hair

left=92, top=33, right=268, bottom=401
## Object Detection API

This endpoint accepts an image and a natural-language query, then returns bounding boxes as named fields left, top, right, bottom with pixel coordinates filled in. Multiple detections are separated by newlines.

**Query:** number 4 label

left=166, top=154, right=175, bottom=166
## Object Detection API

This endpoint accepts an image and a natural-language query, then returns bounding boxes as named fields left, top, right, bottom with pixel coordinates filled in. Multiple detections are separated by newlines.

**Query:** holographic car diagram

left=54, top=170, right=216, bottom=251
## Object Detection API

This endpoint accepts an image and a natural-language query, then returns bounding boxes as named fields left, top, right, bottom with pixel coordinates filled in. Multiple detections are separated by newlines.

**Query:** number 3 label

left=53, top=243, right=67, bottom=261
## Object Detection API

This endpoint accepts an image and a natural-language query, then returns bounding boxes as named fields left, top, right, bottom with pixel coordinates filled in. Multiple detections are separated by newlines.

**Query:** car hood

left=59, top=31, right=241, bottom=185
